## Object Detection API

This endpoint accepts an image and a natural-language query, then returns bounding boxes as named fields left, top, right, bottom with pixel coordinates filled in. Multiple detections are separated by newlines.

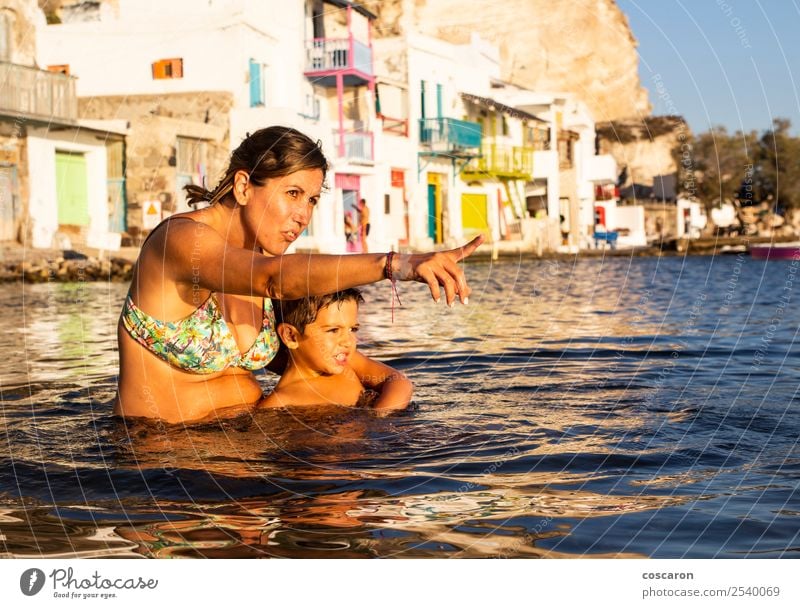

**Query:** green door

left=56, top=151, right=89, bottom=226
left=427, top=183, right=437, bottom=241
left=461, top=193, right=488, bottom=237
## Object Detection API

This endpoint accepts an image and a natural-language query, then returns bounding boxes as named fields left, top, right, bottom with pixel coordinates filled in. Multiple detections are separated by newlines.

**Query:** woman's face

left=244, top=168, right=324, bottom=255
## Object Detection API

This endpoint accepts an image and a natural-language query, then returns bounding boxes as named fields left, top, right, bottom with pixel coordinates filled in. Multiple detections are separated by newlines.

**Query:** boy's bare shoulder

left=258, top=383, right=306, bottom=408
left=259, top=370, right=364, bottom=408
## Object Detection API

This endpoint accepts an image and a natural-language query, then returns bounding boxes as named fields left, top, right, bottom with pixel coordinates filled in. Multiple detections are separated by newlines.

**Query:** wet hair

left=278, top=288, right=364, bottom=335
left=184, top=125, right=328, bottom=206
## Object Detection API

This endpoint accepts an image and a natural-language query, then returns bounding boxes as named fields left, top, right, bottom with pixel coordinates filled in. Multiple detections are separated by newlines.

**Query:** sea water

left=0, top=254, right=798, bottom=557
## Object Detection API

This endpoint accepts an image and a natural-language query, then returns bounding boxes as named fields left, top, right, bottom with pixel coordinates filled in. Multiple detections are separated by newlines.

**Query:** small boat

left=749, top=242, right=800, bottom=260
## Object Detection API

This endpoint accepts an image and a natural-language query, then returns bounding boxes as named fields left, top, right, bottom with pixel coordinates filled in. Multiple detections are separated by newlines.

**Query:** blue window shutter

left=436, top=83, right=443, bottom=118
left=249, top=59, right=263, bottom=107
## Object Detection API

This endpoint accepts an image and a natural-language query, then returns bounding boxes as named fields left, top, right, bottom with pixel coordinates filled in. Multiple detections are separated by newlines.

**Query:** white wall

left=38, top=0, right=306, bottom=112
left=616, top=205, right=647, bottom=247
left=404, top=33, right=502, bottom=247
left=27, top=127, right=109, bottom=249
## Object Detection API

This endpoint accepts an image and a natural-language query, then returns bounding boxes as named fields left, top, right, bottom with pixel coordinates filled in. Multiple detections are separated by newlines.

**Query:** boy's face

left=292, top=300, right=360, bottom=376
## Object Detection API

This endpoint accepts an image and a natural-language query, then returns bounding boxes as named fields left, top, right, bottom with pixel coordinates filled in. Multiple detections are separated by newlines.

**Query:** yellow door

left=461, top=193, right=488, bottom=237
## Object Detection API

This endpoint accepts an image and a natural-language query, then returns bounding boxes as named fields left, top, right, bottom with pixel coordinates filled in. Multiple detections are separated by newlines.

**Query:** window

left=525, top=123, right=550, bottom=151
left=249, top=59, right=266, bottom=107
left=152, top=58, right=183, bottom=80
left=47, top=64, right=70, bottom=75
left=384, top=193, right=390, bottom=214
left=558, top=131, right=577, bottom=169
left=300, top=94, right=320, bottom=120
left=0, top=10, right=14, bottom=62
left=176, top=137, right=206, bottom=211
left=375, top=82, right=409, bottom=136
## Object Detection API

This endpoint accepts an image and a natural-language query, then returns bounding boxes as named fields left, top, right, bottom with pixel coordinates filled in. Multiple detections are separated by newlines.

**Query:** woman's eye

left=287, top=190, right=299, bottom=198
left=309, top=198, right=319, bottom=207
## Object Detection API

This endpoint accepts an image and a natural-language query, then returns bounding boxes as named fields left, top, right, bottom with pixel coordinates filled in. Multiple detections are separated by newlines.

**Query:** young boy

left=260, top=289, right=412, bottom=412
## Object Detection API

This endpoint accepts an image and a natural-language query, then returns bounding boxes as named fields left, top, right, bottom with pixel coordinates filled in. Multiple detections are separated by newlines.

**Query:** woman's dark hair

left=184, top=126, right=328, bottom=206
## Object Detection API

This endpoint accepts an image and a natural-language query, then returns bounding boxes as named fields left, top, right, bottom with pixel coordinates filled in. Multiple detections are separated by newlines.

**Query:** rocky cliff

left=597, top=116, right=687, bottom=189
left=364, top=0, right=651, bottom=122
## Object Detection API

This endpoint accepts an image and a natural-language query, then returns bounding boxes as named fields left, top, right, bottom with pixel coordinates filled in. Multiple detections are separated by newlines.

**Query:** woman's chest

left=214, top=293, right=267, bottom=353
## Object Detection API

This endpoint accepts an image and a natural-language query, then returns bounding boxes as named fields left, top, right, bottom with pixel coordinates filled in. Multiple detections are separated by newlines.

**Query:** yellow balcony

left=462, top=144, right=534, bottom=181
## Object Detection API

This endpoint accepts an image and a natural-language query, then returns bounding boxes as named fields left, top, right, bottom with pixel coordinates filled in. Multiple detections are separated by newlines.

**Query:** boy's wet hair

left=278, top=288, right=363, bottom=334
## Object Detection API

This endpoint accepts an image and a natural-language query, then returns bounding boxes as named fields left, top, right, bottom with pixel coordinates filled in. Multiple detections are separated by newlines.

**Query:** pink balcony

left=304, top=37, right=373, bottom=87
left=333, top=129, right=374, bottom=163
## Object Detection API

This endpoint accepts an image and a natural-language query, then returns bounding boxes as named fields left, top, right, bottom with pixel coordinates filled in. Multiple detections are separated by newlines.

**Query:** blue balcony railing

left=418, top=118, right=481, bottom=152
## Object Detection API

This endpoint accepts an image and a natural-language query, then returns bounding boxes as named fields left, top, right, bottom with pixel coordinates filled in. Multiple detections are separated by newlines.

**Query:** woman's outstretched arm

left=161, top=220, right=484, bottom=305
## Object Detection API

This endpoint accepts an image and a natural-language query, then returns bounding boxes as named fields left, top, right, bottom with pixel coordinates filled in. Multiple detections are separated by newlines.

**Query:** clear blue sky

left=617, top=0, right=800, bottom=135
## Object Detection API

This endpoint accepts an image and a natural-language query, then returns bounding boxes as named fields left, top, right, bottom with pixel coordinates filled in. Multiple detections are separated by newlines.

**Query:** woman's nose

left=294, top=201, right=313, bottom=225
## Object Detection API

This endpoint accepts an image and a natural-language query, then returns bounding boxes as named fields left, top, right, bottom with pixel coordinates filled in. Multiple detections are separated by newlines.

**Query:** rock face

left=364, top=0, right=651, bottom=122
left=596, top=116, right=688, bottom=189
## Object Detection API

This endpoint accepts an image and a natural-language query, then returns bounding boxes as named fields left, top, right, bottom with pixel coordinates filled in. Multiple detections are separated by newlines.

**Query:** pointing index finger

left=453, top=234, right=485, bottom=262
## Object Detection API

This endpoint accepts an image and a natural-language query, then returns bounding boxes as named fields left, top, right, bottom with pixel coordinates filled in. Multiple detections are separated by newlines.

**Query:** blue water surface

left=0, top=253, right=798, bottom=558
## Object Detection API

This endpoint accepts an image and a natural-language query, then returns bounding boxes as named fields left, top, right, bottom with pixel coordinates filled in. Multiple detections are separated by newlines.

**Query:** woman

left=115, top=126, right=482, bottom=423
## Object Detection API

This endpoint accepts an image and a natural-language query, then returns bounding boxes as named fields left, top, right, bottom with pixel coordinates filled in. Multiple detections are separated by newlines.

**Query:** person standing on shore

left=115, top=126, right=482, bottom=424
left=344, top=211, right=359, bottom=253
left=357, top=198, right=370, bottom=253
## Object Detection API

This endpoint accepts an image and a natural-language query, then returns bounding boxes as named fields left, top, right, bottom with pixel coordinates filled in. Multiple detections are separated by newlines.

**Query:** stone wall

left=597, top=116, right=688, bottom=190
left=364, top=0, right=651, bottom=122
left=78, top=91, right=233, bottom=239
left=2, top=0, right=43, bottom=66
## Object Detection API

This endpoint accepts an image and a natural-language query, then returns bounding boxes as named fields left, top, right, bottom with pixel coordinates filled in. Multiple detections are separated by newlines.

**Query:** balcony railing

left=333, top=129, right=373, bottom=163
left=464, top=144, right=534, bottom=180
left=305, top=38, right=373, bottom=75
left=0, top=62, right=77, bottom=123
left=418, top=118, right=481, bottom=153
left=378, top=113, right=408, bottom=137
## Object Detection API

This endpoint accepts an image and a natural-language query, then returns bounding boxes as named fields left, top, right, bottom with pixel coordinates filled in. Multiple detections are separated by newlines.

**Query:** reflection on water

left=1, top=256, right=799, bottom=558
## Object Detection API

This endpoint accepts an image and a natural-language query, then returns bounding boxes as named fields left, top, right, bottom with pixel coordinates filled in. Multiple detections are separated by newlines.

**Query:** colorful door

left=336, top=174, right=361, bottom=250
left=427, top=173, right=443, bottom=244
left=461, top=193, right=488, bottom=237
left=107, top=140, right=126, bottom=232
left=0, top=165, right=19, bottom=240
left=56, top=151, right=89, bottom=226
left=342, top=189, right=360, bottom=250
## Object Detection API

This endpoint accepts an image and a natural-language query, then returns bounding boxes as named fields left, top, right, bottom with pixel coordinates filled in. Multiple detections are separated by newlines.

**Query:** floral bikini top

left=122, top=293, right=279, bottom=374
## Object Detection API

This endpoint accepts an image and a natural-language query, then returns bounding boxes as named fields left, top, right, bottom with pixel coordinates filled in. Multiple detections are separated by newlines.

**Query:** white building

left=376, top=33, right=539, bottom=250
left=37, top=0, right=399, bottom=253
left=0, top=0, right=122, bottom=250
left=492, top=86, right=631, bottom=251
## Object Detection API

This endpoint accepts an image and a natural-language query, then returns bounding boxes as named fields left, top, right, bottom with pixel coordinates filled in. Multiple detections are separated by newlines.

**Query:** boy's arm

left=349, top=351, right=413, bottom=412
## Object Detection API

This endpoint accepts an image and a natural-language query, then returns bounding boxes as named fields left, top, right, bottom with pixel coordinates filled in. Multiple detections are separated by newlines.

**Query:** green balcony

left=462, top=144, right=535, bottom=181
left=418, top=118, right=481, bottom=155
